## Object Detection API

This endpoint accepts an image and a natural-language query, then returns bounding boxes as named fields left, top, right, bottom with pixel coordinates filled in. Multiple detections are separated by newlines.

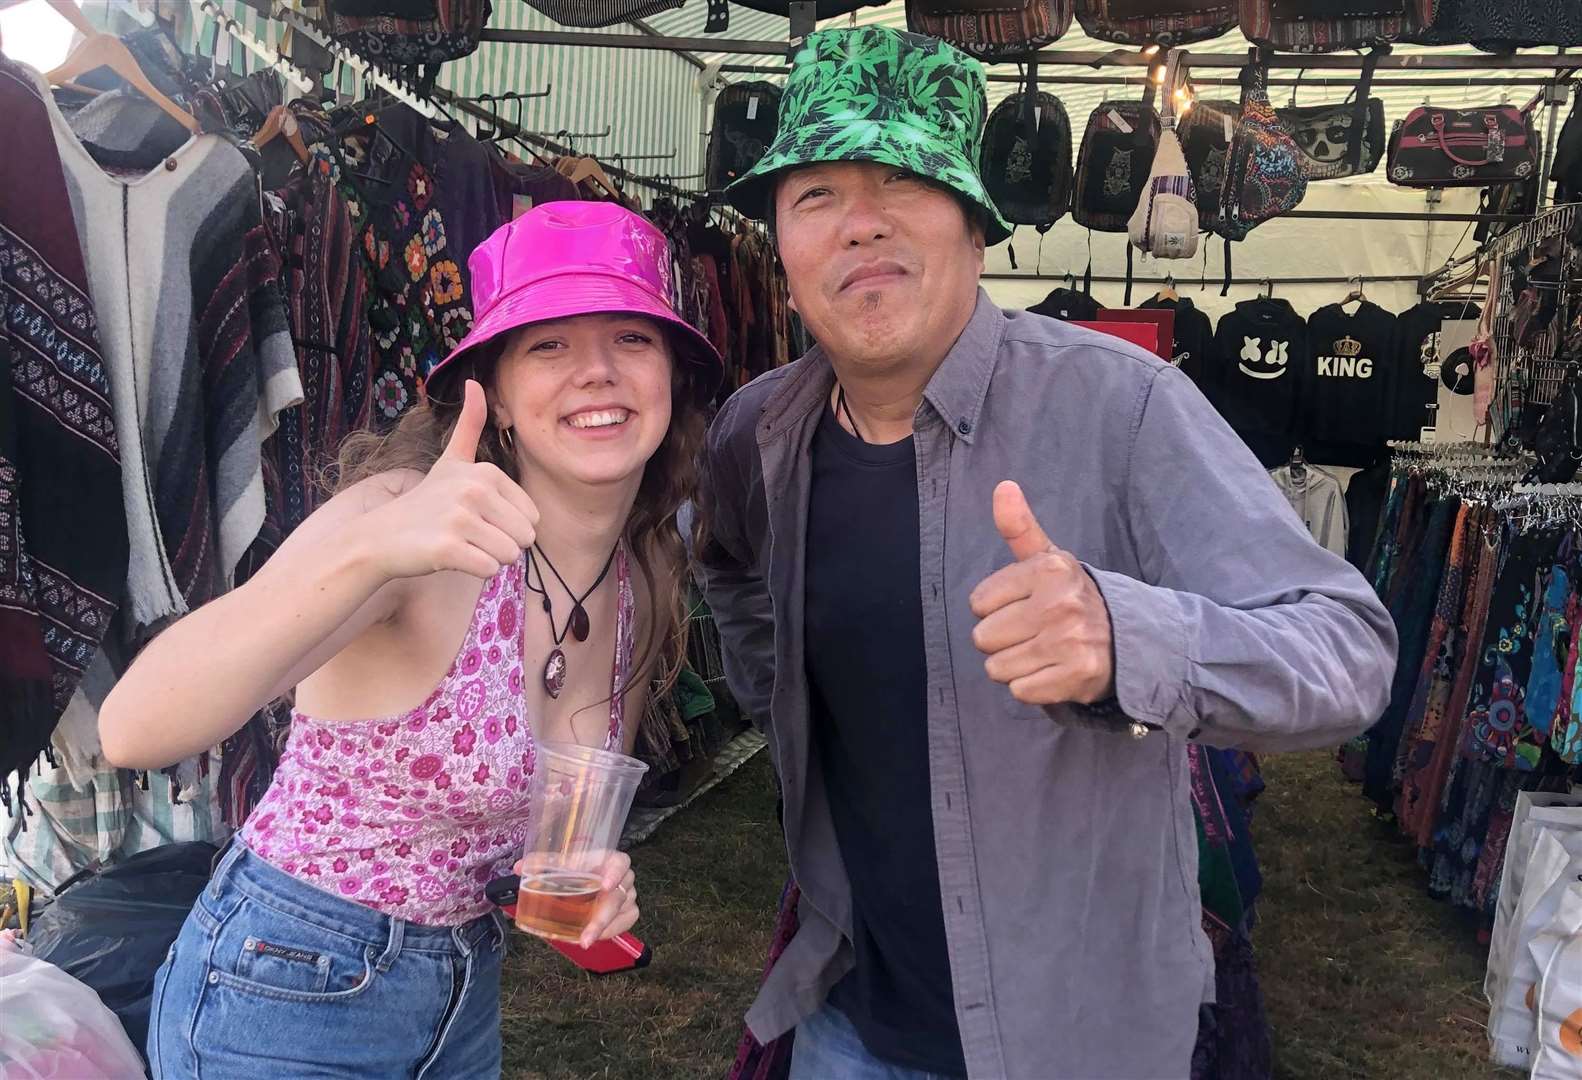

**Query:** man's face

left=773, top=160, right=987, bottom=373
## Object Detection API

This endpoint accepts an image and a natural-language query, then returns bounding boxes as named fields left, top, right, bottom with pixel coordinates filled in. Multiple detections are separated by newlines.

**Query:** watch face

left=1442, top=346, right=1475, bottom=396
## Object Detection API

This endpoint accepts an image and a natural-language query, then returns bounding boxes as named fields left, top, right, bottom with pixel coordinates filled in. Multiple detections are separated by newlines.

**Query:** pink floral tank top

left=241, top=547, right=635, bottom=926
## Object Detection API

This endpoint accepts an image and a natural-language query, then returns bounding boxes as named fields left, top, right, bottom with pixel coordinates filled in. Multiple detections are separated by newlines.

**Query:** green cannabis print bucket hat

left=724, top=26, right=1013, bottom=246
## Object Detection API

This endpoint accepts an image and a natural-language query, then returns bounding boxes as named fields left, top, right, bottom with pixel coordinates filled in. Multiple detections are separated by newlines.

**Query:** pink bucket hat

left=424, top=201, right=722, bottom=399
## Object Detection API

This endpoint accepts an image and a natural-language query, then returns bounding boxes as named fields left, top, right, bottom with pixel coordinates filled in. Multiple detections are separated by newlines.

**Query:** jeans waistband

left=210, top=840, right=503, bottom=963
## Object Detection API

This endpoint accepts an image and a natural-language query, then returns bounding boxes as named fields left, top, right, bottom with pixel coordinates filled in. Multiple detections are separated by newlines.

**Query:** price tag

left=1108, top=109, right=1132, bottom=134
left=747, top=96, right=759, bottom=121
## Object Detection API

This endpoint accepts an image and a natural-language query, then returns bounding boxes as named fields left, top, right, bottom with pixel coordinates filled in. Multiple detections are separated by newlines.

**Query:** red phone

left=486, top=874, right=651, bottom=975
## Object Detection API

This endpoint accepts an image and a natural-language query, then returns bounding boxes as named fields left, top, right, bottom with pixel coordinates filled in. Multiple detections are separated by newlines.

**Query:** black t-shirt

left=1394, top=300, right=1483, bottom=440
left=1029, top=287, right=1101, bottom=322
left=1303, top=301, right=1399, bottom=467
left=1212, top=298, right=1307, bottom=467
left=1140, top=295, right=1217, bottom=397
left=805, top=405, right=967, bottom=1077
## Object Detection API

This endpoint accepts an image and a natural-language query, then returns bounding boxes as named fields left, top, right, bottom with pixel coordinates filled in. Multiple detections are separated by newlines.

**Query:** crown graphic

left=1332, top=335, right=1363, bottom=357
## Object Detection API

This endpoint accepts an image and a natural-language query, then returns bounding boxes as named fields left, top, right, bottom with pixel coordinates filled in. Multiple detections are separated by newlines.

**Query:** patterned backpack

left=1076, top=0, right=1238, bottom=47
left=1239, top=0, right=1433, bottom=52
left=1216, top=55, right=1307, bottom=242
left=1073, top=83, right=1162, bottom=233
left=906, top=0, right=1075, bottom=61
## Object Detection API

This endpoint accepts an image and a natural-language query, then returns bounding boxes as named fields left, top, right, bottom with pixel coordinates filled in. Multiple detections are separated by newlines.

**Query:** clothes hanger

left=1341, top=275, right=1366, bottom=308
left=562, top=155, right=622, bottom=202
left=1154, top=272, right=1178, bottom=303
left=251, top=104, right=311, bottom=165
left=1260, top=278, right=1274, bottom=298
left=46, top=32, right=200, bottom=134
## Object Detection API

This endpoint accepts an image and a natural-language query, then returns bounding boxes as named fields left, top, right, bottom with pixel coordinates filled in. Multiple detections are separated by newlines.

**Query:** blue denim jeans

left=148, top=841, right=506, bottom=1078
left=789, top=1002, right=963, bottom=1080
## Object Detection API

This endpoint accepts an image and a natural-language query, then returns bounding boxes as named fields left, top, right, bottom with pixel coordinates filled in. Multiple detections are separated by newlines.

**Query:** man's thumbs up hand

left=993, top=480, right=1056, bottom=563
left=969, top=482, right=1115, bottom=706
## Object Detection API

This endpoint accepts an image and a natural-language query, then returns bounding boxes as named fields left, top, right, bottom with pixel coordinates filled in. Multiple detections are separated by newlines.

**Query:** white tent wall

left=979, top=183, right=1485, bottom=320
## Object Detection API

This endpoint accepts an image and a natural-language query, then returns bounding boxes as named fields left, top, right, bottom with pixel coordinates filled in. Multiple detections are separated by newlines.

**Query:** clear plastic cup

left=514, top=742, right=648, bottom=941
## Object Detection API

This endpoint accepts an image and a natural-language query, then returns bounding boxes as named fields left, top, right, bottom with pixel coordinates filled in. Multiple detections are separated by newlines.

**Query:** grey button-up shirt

left=697, top=291, right=1397, bottom=1080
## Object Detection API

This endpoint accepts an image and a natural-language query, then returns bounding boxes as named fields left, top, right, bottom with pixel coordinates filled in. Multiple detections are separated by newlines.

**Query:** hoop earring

left=499, top=426, right=515, bottom=453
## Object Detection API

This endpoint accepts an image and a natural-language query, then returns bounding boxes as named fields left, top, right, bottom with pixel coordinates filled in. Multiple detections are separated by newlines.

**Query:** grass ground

left=499, top=749, right=1514, bottom=1079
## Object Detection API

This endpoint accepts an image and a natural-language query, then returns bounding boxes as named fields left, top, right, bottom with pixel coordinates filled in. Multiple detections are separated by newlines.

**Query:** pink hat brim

left=425, top=269, right=723, bottom=396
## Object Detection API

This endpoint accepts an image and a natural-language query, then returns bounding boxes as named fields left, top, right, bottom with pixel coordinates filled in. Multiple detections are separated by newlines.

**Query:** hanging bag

left=1129, top=50, right=1199, bottom=260
left=1075, top=0, right=1238, bottom=47
left=906, top=0, right=1074, bottom=61
left=326, top=0, right=491, bottom=66
left=981, top=66, right=1075, bottom=263
left=1387, top=102, right=1540, bottom=188
left=1216, top=51, right=1307, bottom=241
left=1178, top=96, right=1240, bottom=233
left=1275, top=48, right=1387, bottom=180
left=1240, top=0, right=1433, bottom=51
left=1531, top=361, right=1582, bottom=484
left=1074, top=80, right=1163, bottom=233
left=706, top=82, right=783, bottom=192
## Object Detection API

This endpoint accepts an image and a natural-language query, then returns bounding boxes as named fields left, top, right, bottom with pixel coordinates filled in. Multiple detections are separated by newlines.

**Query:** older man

left=698, top=27, right=1397, bottom=1080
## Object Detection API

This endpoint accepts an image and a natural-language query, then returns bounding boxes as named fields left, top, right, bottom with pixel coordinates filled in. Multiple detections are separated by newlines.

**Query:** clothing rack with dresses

left=1356, top=451, right=1582, bottom=925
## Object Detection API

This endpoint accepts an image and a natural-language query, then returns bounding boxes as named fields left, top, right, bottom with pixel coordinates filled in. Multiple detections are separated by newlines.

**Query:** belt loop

left=376, top=917, right=404, bottom=973
left=207, top=840, right=246, bottom=900
left=452, top=921, right=475, bottom=958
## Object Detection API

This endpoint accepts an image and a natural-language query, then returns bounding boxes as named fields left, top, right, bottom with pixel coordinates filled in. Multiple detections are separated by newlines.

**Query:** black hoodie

left=1140, top=294, right=1217, bottom=397
left=1302, top=301, right=1399, bottom=467
left=1211, top=298, right=1307, bottom=466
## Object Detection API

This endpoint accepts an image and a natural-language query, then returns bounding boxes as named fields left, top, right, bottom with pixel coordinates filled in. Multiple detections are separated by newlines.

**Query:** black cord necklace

left=523, top=542, right=620, bottom=699
left=836, top=385, right=865, bottom=443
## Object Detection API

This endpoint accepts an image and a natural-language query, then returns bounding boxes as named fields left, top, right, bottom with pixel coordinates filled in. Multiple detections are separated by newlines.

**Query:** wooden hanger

left=560, top=155, right=622, bottom=202
left=1154, top=272, right=1179, bottom=302
left=46, top=32, right=199, bottom=134
left=1341, top=274, right=1366, bottom=308
left=252, top=105, right=311, bottom=165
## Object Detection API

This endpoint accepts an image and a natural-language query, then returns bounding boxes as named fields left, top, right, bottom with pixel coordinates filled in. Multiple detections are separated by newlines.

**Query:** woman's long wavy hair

left=328, top=324, right=710, bottom=700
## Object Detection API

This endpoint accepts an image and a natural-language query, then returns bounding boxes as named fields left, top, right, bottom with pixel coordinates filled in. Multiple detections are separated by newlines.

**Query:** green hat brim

left=724, top=119, right=1014, bottom=247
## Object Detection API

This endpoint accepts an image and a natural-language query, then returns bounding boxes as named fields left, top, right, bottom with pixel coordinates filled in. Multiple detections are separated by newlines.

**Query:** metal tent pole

left=474, top=30, right=1582, bottom=70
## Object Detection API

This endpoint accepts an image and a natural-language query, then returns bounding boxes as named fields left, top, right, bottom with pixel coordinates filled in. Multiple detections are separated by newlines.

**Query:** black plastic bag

left=27, top=842, right=218, bottom=1063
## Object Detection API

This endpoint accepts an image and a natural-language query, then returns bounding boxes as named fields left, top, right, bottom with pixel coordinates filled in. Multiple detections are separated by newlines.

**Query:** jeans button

left=207, top=971, right=220, bottom=985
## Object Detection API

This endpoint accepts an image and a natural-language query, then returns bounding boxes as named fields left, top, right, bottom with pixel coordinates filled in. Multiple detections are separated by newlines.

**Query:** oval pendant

left=543, top=648, right=567, bottom=699
left=569, top=604, right=591, bottom=643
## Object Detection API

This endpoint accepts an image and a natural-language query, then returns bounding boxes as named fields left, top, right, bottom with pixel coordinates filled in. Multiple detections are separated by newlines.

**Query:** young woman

left=99, top=202, right=721, bottom=1078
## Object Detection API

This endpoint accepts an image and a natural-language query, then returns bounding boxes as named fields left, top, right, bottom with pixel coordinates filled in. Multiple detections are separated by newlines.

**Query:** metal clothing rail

left=716, top=64, right=1575, bottom=89
left=432, top=86, right=719, bottom=203
left=476, top=29, right=1582, bottom=70
left=200, top=0, right=314, bottom=95
left=271, top=3, right=439, bottom=118
left=989, top=272, right=1426, bottom=285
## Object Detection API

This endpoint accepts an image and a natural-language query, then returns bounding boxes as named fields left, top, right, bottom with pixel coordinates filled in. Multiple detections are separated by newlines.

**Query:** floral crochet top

left=241, top=547, right=635, bottom=925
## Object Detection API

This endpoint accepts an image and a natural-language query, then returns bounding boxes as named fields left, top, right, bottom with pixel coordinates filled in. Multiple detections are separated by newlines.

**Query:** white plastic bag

left=1532, top=929, right=1582, bottom=1079
left=1490, top=829, right=1582, bottom=1068
left=0, top=947, right=145, bottom=1079
left=1487, top=793, right=1582, bottom=1009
